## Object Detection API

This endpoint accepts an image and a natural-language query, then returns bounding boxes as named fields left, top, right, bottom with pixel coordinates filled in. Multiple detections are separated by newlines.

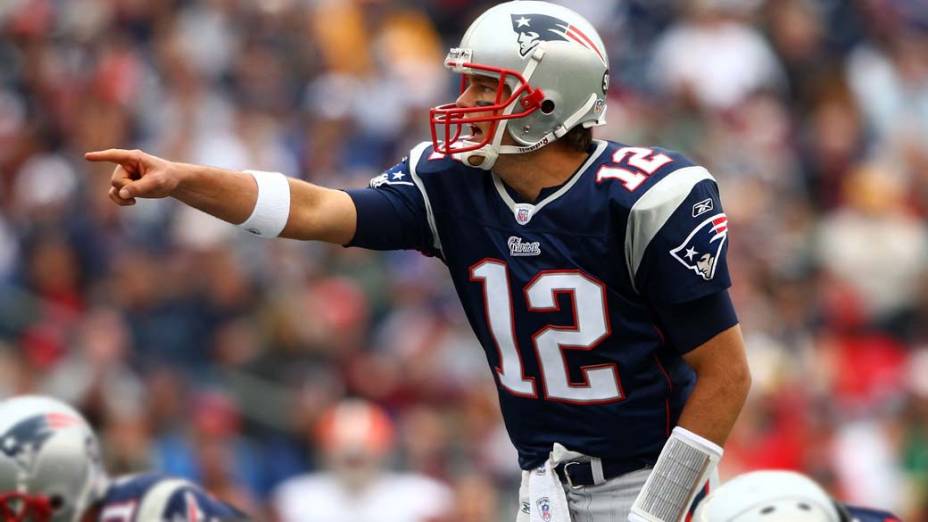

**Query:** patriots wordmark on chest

left=508, top=236, right=542, bottom=256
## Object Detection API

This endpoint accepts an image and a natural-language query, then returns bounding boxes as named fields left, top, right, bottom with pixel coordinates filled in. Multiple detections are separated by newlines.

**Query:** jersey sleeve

left=162, top=485, right=251, bottom=521
left=344, top=142, right=441, bottom=257
left=627, top=166, right=737, bottom=352
left=626, top=166, right=732, bottom=305
left=843, top=504, right=901, bottom=522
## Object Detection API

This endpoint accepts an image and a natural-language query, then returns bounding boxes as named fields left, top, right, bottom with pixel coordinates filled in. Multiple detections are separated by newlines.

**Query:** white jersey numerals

left=470, top=260, right=623, bottom=403
left=470, top=260, right=537, bottom=397
left=596, top=147, right=673, bottom=191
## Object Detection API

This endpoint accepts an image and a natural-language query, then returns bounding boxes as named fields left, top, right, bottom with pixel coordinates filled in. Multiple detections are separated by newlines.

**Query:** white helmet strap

left=498, top=93, right=598, bottom=155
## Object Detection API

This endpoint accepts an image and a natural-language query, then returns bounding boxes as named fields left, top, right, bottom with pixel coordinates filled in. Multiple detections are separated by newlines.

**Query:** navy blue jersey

left=99, top=473, right=249, bottom=522
left=844, top=504, right=900, bottom=522
left=347, top=140, right=735, bottom=469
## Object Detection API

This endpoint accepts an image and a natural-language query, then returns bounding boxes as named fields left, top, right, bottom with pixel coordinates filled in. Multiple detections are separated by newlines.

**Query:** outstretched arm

left=84, top=149, right=357, bottom=244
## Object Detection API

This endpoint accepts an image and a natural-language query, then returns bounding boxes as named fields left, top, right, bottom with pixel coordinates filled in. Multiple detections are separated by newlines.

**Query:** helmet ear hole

left=49, top=495, right=64, bottom=510
left=541, top=99, right=556, bottom=115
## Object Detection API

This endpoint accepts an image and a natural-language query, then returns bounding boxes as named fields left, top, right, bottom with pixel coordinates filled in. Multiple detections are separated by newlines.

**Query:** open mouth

left=470, top=125, right=483, bottom=140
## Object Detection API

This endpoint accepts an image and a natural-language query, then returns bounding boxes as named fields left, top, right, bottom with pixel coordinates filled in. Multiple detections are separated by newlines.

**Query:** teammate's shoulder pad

left=164, top=481, right=251, bottom=521
left=105, top=472, right=164, bottom=499
left=844, top=504, right=901, bottom=522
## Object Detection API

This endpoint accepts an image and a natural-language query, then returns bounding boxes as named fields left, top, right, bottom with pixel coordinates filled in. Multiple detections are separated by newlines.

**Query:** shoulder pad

left=595, top=142, right=701, bottom=203
left=408, top=141, right=478, bottom=175
left=624, top=164, right=718, bottom=291
left=844, top=504, right=901, bottom=522
left=631, top=165, right=716, bottom=217
left=137, top=477, right=195, bottom=521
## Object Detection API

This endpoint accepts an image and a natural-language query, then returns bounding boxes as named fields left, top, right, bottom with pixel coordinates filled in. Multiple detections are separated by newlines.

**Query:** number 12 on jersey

left=596, top=147, right=673, bottom=191
left=470, top=259, right=624, bottom=404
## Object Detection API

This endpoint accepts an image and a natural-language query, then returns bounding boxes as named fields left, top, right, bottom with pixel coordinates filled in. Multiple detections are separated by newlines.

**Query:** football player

left=0, top=395, right=250, bottom=522
left=85, top=2, right=751, bottom=520
left=692, top=470, right=901, bottom=522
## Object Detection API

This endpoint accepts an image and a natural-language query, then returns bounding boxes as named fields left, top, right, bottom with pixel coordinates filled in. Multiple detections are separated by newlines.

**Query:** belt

left=554, top=457, right=654, bottom=488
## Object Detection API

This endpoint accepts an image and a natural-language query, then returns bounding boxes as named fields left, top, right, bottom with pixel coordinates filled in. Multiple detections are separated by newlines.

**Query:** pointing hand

left=84, top=149, right=180, bottom=206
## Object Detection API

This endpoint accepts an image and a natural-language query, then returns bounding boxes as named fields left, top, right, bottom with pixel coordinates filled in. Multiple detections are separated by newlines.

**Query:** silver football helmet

left=692, top=471, right=842, bottom=522
left=0, top=396, right=108, bottom=522
left=429, top=0, right=609, bottom=169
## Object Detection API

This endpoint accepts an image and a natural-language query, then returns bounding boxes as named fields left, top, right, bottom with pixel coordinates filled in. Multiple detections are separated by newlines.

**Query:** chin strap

left=498, top=93, right=599, bottom=154
left=451, top=140, right=501, bottom=170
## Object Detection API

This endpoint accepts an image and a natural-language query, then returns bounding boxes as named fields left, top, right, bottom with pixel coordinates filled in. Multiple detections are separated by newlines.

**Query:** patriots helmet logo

left=670, top=214, right=728, bottom=281
left=511, top=14, right=605, bottom=63
left=0, top=413, right=80, bottom=472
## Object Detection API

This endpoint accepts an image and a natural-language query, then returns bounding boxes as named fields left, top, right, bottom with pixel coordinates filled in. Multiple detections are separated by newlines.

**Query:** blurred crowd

left=0, top=0, right=927, bottom=520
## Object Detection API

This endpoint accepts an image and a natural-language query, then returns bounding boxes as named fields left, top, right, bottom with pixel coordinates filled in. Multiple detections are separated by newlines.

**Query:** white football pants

left=516, top=467, right=651, bottom=522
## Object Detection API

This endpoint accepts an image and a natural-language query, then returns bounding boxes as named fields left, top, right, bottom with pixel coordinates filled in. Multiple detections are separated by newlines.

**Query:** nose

left=455, top=84, right=476, bottom=108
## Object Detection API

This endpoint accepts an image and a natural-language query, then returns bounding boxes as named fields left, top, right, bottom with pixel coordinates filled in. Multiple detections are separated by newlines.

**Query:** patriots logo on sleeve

left=510, top=14, right=605, bottom=63
left=369, top=167, right=413, bottom=189
left=670, top=213, right=728, bottom=281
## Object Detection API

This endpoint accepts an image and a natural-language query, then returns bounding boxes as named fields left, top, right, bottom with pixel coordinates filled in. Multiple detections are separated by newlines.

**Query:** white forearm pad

left=628, top=427, right=723, bottom=522
left=239, top=170, right=290, bottom=237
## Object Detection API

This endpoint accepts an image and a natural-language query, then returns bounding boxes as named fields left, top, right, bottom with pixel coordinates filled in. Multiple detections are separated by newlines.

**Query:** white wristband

left=239, top=170, right=290, bottom=238
left=629, top=427, right=723, bottom=522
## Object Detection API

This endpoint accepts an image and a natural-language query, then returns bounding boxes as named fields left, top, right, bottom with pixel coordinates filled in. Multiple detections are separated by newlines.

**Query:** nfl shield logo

left=514, top=204, right=533, bottom=225
left=536, top=497, right=552, bottom=522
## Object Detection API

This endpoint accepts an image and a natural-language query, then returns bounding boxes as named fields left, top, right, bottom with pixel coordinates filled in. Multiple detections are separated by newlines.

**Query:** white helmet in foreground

left=429, top=0, right=609, bottom=170
left=692, top=470, right=842, bottom=522
left=0, top=396, right=108, bottom=522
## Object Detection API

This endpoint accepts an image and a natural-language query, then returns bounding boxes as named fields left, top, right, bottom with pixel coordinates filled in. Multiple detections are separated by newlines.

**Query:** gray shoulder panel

left=625, top=166, right=714, bottom=292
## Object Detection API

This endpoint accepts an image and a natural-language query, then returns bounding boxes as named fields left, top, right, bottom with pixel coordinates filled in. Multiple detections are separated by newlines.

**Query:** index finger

left=84, top=149, right=140, bottom=164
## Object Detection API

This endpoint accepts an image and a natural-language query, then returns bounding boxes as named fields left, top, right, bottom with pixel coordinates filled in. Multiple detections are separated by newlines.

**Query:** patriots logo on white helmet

left=510, top=14, right=605, bottom=64
left=0, top=413, right=79, bottom=472
left=511, top=14, right=569, bottom=56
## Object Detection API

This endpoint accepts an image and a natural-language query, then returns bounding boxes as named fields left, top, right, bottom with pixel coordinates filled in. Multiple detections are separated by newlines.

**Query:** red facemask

left=0, top=493, right=53, bottom=522
left=429, top=62, right=546, bottom=156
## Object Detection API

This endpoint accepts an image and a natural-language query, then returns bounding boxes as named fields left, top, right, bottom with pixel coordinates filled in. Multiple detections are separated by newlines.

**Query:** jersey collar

left=491, top=139, right=609, bottom=226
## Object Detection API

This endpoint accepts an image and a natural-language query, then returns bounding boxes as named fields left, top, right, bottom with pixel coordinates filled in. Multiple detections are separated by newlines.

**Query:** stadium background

left=1, top=0, right=927, bottom=519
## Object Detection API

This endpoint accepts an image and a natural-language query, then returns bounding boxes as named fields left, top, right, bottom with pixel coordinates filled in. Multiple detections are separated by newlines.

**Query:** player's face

left=455, top=74, right=513, bottom=144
